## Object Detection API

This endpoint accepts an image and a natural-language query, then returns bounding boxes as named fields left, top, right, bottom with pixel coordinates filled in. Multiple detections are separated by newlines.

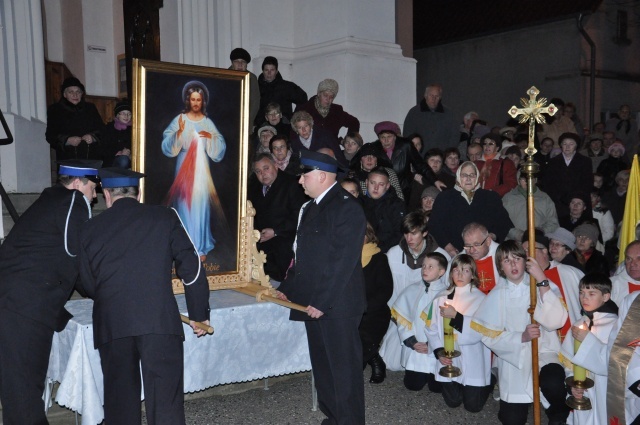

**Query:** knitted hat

left=317, top=79, right=339, bottom=97
left=114, top=100, right=131, bottom=115
left=573, top=223, right=599, bottom=243
left=61, top=77, right=85, bottom=95
left=374, top=121, right=401, bottom=136
left=421, top=186, right=440, bottom=200
left=608, top=142, right=625, bottom=156
left=230, top=48, right=251, bottom=63
left=262, top=56, right=278, bottom=70
left=258, top=125, right=277, bottom=136
left=546, top=228, right=576, bottom=250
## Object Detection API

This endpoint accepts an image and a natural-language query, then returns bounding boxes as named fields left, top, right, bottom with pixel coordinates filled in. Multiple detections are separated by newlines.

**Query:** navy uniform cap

left=58, top=159, right=102, bottom=182
left=298, top=150, right=338, bottom=174
left=99, top=168, right=146, bottom=188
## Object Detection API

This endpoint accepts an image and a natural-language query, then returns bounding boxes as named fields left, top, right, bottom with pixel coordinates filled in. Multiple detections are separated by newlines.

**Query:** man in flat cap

left=78, top=168, right=211, bottom=424
left=0, top=159, right=100, bottom=423
left=277, top=150, right=367, bottom=424
left=229, top=47, right=260, bottom=127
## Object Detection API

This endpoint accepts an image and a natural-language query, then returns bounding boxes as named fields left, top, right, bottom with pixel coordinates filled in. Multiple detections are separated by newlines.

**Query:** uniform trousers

left=305, top=317, right=365, bottom=425
left=497, top=363, right=570, bottom=425
left=98, top=334, right=185, bottom=425
left=0, top=308, right=52, bottom=425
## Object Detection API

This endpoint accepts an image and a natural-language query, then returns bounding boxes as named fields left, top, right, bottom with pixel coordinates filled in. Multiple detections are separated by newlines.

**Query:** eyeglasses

left=118, top=111, right=132, bottom=117
left=460, top=173, right=477, bottom=180
left=463, top=235, right=489, bottom=250
left=266, top=112, right=280, bottom=118
left=576, top=235, right=592, bottom=240
left=483, top=141, right=496, bottom=146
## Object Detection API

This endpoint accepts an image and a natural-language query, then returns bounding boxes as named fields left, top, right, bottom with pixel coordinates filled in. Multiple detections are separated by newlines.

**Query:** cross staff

left=507, top=86, right=556, bottom=425
left=508, top=86, right=556, bottom=157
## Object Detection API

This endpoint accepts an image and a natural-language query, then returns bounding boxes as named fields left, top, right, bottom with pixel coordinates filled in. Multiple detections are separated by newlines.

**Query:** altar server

left=611, top=241, right=640, bottom=307
left=426, top=254, right=493, bottom=412
left=471, top=241, right=570, bottom=425
left=78, top=168, right=210, bottom=425
left=0, top=159, right=100, bottom=423
left=560, top=272, right=618, bottom=425
left=392, top=252, right=448, bottom=391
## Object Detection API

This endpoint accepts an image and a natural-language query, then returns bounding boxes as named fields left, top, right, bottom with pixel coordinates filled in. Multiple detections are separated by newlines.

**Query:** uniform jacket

left=45, top=98, right=105, bottom=160
left=279, top=184, right=367, bottom=321
left=247, top=171, right=307, bottom=281
left=295, top=95, right=360, bottom=138
left=0, top=185, right=91, bottom=331
left=79, top=198, right=210, bottom=348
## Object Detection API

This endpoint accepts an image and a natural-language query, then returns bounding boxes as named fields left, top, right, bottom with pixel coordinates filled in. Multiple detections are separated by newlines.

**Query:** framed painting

left=132, top=59, right=251, bottom=289
left=117, top=54, right=127, bottom=98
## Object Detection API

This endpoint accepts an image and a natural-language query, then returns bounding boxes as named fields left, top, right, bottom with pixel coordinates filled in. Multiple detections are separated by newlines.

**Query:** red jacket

left=474, top=157, right=517, bottom=197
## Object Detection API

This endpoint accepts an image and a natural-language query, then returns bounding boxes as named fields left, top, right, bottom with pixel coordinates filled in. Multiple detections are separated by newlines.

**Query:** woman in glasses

left=474, top=133, right=517, bottom=197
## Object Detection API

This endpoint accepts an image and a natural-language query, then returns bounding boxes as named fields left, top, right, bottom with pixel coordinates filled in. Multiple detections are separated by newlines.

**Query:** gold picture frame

left=131, top=58, right=252, bottom=291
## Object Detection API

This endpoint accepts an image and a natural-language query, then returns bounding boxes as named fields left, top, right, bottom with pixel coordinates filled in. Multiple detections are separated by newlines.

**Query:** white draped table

left=46, top=290, right=311, bottom=425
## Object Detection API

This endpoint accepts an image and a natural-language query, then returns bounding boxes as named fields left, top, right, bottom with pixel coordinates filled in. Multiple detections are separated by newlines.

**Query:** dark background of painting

left=142, top=68, right=243, bottom=274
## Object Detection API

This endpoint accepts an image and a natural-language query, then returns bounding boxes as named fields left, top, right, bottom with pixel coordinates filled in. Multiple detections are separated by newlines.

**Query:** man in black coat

left=248, top=153, right=307, bottom=282
left=277, top=151, right=367, bottom=424
left=78, top=168, right=211, bottom=425
left=46, top=77, right=105, bottom=161
left=370, top=121, right=444, bottom=203
left=540, top=132, right=593, bottom=218
left=0, top=159, right=100, bottom=423
left=255, top=56, right=308, bottom=125
left=362, top=167, right=406, bottom=253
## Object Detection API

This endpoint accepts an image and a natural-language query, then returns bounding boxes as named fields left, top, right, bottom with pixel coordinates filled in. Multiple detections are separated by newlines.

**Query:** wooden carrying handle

left=180, top=314, right=214, bottom=334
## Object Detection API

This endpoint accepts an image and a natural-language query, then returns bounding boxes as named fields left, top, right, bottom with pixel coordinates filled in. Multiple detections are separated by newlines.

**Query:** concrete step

left=1, top=192, right=107, bottom=238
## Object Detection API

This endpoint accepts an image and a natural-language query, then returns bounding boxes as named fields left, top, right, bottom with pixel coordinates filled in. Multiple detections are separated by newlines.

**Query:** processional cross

left=508, top=86, right=556, bottom=158
left=506, top=86, right=557, bottom=425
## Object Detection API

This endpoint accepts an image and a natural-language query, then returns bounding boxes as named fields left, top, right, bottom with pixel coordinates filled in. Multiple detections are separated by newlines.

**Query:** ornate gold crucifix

left=507, top=86, right=557, bottom=157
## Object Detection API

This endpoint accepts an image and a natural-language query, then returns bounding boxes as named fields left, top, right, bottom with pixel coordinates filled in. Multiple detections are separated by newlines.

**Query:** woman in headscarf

left=428, top=161, right=513, bottom=258
left=162, top=80, right=226, bottom=259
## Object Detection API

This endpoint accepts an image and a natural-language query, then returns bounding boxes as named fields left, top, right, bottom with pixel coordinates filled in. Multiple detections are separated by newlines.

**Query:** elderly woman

left=420, top=186, right=440, bottom=216
left=289, top=110, right=346, bottom=165
left=573, top=223, right=609, bottom=275
left=342, top=132, right=363, bottom=164
left=428, top=161, right=513, bottom=257
left=102, top=100, right=132, bottom=168
left=360, top=222, right=393, bottom=383
left=443, top=147, right=460, bottom=174
left=294, top=78, right=360, bottom=138
left=474, top=133, right=517, bottom=197
left=597, top=141, right=628, bottom=190
left=256, top=124, right=277, bottom=155
left=349, top=143, right=404, bottom=201
left=558, top=192, right=593, bottom=232
left=269, top=134, right=299, bottom=176
left=260, top=102, right=290, bottom=137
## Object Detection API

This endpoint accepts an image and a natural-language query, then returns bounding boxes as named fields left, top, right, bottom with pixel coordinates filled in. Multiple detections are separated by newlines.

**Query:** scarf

left=273, top=150, right=292, bottom=171
left=314, top=97, right=330, bottom=118
left=114, top=119, right=132, bottom=131
left=454, top=161, right=481, bottom=204
left=362, top=242, right=381, bottom=267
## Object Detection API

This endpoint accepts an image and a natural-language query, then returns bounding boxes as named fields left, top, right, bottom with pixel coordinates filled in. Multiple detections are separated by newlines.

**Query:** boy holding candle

left=392, top=252, right=448, bottom=391
left=560, top=272, right=618, bottom=425
left=471, top=241, right=571, bottom=425
left=425, top=254, right=493, bottom=412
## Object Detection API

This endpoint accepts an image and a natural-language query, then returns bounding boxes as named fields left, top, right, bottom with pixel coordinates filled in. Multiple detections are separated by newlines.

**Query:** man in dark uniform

left=277, top=151, right=367, bottom=424
left=78, top=168, right=210, bottom=425
left=0, top=159, right=100, bottom=423
left=248, top=153, right=306, bottom=282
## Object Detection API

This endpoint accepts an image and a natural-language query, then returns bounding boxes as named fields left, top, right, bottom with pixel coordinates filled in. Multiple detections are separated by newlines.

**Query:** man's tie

left=300, top=200, right=317, bottom=223
left=263, top=185, right=270, bottom=196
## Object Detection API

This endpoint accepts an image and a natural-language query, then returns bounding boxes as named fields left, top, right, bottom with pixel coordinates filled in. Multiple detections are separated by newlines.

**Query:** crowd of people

left=1, top=45, right=639, bottom=424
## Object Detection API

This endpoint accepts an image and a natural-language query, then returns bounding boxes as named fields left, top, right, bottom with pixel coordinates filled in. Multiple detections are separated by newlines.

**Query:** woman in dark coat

left=102, top=100, right=132, bottom=168
left=428, top=161, right=513, bottom=257
left=360, top=222, right=393, bottom=383
left=573, top=223, right=609, bottom=275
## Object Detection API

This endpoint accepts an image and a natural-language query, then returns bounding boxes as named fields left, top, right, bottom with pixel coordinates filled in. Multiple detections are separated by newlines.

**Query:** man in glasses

left=460, top=222, right=500, bottom=294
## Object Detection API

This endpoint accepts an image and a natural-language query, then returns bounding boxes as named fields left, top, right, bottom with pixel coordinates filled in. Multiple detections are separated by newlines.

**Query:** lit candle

left=573, top=323, right=587, bottom=382
left=443, top=302, right=455, bottom=354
